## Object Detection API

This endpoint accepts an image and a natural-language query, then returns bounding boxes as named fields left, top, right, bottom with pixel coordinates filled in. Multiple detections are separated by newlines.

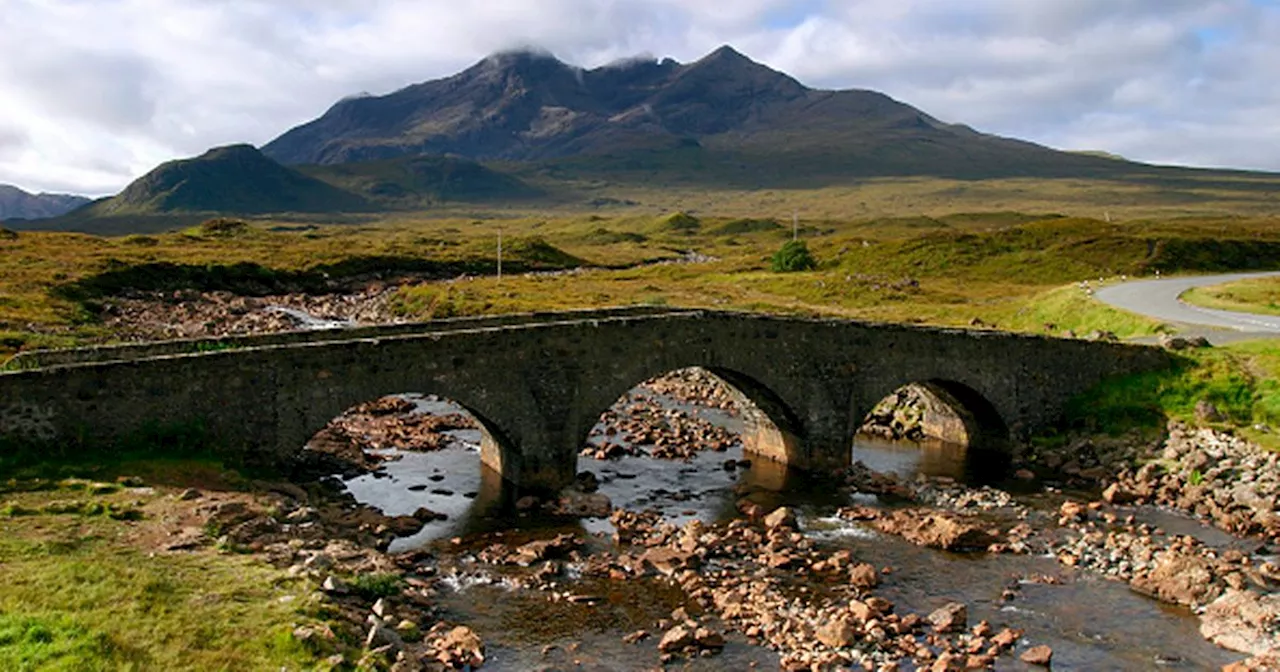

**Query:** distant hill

left=302, top=154, right=541, bottom=207
left=80, top=144, right=372, bottom=216
left=0, top=184, right=90, bottom=221
left=261, top=45, right=1143, bottom=183
left=15, top=144, right=545, bottom=235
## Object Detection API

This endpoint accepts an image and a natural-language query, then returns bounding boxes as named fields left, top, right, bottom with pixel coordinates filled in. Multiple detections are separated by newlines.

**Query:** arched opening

left=302, top=393, right=510, bottom=549
left=855, top=380, right=1010, bottom=483
left=577, top=367, right=800, bottom=527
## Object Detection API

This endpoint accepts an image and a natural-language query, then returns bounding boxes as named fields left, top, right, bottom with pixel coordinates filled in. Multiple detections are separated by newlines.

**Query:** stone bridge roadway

left=0, top=307, right=1169, bottom=492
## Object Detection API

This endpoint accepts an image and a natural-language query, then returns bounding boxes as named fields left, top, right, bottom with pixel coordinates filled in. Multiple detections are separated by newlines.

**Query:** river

left=337, top=390, right=1242, bottom=670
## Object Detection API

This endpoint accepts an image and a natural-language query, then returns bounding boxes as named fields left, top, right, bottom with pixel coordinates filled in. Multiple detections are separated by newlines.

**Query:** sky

left=2, top=0, right=1278, bottom=196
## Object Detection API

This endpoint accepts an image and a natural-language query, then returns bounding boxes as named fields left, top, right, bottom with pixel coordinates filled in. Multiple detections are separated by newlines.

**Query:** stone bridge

left=0, top=307, right=1169, bottom=491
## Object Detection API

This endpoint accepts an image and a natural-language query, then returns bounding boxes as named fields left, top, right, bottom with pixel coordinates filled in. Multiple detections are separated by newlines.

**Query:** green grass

left=0, top=468, right=328, bottom=671
left=1182, top=275, right=1280, bottom=317
left=5, top=209, right=1280, bottom=365
left=1067, top=339, right=1280, bottom=448
left=349, top=573, right=404, bottom=601
left=987, top=285, right=1168, bottom=339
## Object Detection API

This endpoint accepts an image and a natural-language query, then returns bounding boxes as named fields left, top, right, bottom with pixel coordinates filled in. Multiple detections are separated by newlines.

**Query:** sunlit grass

left=1182, top=275, right=1280, bottom=317
left=0, top=467, right=327, bottom=670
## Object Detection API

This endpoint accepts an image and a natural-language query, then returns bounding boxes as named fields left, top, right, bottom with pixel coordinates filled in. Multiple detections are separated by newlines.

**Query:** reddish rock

left=991, top=628, right=1023, bottom=650
left=1102, top=482, right=1139, bottom=505
left=641, top=548, right=700, bottom=576
left=1131, top=552, right=1220, bottom=607
left=848, top=562, right=880, bottom=589
left=816, top=617, right=859, bottom=648
left=763, top=506, right=798, bottom=530
left=694, top=627, right=725, bottom=649
left=1020, top=645, right=1052, bottom=666
left=928, top=602, right=968, bottom=633
left=658, top=625, right=695, bottom=653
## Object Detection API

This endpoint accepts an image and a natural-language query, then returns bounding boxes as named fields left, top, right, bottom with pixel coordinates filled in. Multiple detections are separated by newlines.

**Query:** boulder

left=658, top=625, right=695, bottom=653
left=641, top=547, right=701, bottom=576
left=1020, top=645, right=1053, bottom=666
left=1224, top=650, right=1280, bottom=672
left=1131, top=552, right=1220, bottom=607
left=816, top=617, right=859, bottom=648
left=1102, top=482, right=1140, bottom=505
left=763, top=506, right=798, bottom=531
left=895, top=513, right=1000, bottom=551
left=365, top=623, right=405, bottom=653
left=1196, top=399, right=1226, bottom=424
left=694, top=627, right=725, bottom=649
left=1200, top=590, right=1280, bottom=656
left=553, top=490, right=612, bottom=518
left=847, top=563, right=880, bottom=590
left=430, top=626, right=485, bottom=668
left=928, top=602, right=967, bottom=633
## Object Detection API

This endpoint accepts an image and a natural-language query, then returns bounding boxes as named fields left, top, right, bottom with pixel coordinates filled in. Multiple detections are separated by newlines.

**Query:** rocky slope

left=0, top=183, right=89, bottom=221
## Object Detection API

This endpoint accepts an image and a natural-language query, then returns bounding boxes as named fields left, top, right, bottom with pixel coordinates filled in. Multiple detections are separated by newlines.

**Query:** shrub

left=770, top=240, right=816, bottom=272
left=0, top=226, right=16, bottom=240
left=713, top=218, right=780, bottom=235
left=659, top=212, right=700, bottom=232
left=350, top=573, right=404, bottom=600
left=197, top=218, right=251, bottom=237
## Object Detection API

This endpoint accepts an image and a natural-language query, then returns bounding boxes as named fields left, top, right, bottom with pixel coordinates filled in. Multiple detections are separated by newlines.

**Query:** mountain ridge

left=0, top=184, right=91, bottom=221
left=259, top=44, right=1128, bottom=182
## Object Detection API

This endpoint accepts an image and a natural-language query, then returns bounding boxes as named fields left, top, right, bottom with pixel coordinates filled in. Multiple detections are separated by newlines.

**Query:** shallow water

left=338, top=391, right=1243, bottom=670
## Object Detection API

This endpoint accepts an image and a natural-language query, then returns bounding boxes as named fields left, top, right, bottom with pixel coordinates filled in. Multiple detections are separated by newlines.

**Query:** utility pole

left=496, top=225, right=503, bottom=284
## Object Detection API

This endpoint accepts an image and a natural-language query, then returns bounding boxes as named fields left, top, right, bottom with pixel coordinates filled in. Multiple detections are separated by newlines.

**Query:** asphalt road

left=1094, top=271, right=1280, bottom=341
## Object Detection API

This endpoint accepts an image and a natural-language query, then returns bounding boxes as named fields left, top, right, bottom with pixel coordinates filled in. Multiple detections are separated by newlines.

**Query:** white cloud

left=0, top=0, right=1277, bottom=195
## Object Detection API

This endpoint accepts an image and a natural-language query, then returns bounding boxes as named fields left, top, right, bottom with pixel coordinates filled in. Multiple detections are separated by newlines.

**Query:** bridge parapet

left=2, top=305, right=691, bottom=370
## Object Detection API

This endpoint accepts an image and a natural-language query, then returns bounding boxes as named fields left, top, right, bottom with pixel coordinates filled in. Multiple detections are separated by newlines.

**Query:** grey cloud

left=1, top=0, right=1278, bottom=194
left=0, top=126, right=30, bottom=161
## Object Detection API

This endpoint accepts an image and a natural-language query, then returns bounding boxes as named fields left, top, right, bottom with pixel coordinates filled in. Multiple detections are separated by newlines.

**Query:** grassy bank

left=1067, top=339, right=1280, bottom=449
left=0, top=460, right=328, bottom=671
left=3, top=210, right=1280, bottom=362
left=1182, top=275, right=1280, bottom=317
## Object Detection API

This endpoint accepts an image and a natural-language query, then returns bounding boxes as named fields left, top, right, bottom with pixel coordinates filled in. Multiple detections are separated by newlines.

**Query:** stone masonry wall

left=0, top=309, right=1171, bottom=491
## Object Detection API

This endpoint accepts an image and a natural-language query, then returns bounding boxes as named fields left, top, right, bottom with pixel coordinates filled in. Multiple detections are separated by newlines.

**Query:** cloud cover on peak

left=0, top=0, right=1277, bottom=195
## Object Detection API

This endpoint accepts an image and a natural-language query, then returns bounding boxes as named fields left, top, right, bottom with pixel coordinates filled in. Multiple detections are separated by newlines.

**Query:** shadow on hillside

left=53, top=250, right=588, bottom=302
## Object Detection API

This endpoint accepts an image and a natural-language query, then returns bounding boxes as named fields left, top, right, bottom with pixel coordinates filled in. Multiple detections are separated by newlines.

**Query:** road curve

left=1094, top=271, right=1280, bottom=334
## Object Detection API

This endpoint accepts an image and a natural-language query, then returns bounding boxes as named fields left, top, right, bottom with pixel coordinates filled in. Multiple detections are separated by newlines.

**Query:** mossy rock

left=0, top=225, right=17, bottom=240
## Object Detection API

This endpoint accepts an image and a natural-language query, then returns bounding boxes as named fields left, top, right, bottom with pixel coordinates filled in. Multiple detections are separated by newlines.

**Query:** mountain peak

left=102, top=144, right=369, bottom=215
left=477, top=48, right=568, bottom=74
left=201, top=143, right=270, bottom=162
left=704, top=44, right=751, bottom=62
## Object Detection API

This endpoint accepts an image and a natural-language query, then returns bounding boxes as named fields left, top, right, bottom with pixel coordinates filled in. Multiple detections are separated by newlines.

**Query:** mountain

left=301, top=154, right=542, bottom=207
left=18, top=144, right=542, bottom=234
left=0, top=184, right=90, bottom=221
left=80, top=144, right=372, bottom=216
left=260, top=45, right=1133, bottom=182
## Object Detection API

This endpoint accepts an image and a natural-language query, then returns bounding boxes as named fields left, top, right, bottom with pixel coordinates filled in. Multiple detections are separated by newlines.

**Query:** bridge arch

left=855, top=377, right=1012, bottom=480
left=573, top=365, right=803, bottom=470
left=858, top=378, right=1009, bottom=446
left=289, top=384, right=522, bottom=485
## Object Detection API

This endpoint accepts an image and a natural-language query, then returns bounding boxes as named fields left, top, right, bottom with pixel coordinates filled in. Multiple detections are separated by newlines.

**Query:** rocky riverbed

left=96, top=287, right=400, bottom=340
left=82, top=365, right=1274, bottom=670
